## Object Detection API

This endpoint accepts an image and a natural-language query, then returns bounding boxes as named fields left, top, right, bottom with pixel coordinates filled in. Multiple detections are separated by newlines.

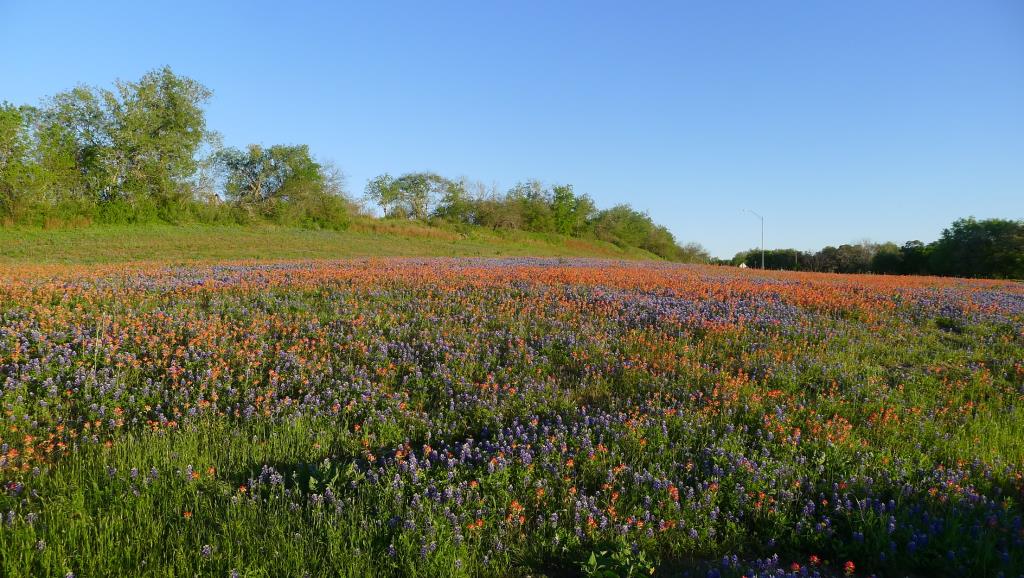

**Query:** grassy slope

left=0, top=221, right=659, bottom=264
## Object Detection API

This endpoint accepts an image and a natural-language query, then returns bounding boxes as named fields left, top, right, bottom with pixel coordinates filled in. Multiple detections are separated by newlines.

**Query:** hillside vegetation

left=0, top=221, right=660, bottom=265
left=0, top=67, right=707, bottom=263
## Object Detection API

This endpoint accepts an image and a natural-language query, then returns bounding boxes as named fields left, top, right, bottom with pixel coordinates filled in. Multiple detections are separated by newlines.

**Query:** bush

left=95, top=197, right=160, bottom=225
left=289, top=193, right=351, bottom=231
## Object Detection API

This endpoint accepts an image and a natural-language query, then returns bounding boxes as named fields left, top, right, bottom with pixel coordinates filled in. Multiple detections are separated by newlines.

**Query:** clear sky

left=2, top=1, right=1022, bottom=257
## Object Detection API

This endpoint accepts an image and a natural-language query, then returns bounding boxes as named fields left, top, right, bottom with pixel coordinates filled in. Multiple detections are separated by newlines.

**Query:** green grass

left=0, top=222, right=660, bottom=264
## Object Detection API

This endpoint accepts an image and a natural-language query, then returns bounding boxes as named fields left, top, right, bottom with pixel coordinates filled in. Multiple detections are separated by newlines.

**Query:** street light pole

left=744, top=209, right=764, bottom=269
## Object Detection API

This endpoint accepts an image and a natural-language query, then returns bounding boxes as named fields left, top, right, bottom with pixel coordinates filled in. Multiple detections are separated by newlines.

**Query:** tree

left=432, top=177, right=476, bottom=224
left=364, top=172, right=448, bottom=220
left=10, top=67, right=214, bottom=222
left=730, top=251, right=751, bottom=267
left=106, top=66, right=212, bottom=213
left=898, top=241, right=930, bottom=275
left=679, top=242, right=711, bottom=263
left=34, top=87, right=111, bottom=205
left=0, top=103, right=35, bottom=220
left=929, top=217, right=1024, bottom=279
left=364, top=173, right=399, bottom=216
left=870, top=242, right=902, bottom=274
left=507, top=180, right=554, bottom=233
left=1, top=67, right=365, bottom=227
left=396, top=173, right=444, bottom=221
left=550, top=184, right=595, bottom=237
left=474, top=192, right=522, bottom=231
left=217, top=143, right=350, bottom=229
left=810, top=244, right=872, bottom=273
left=590, top=204, right=695, bottom=261
left=570, top=194, right=597, bottom=237
left=550, top=184, right=576, bottom=235
left=220, top=144, right=320, bottom=206
left=319, top=160, right=360, bottom=216
left=742, top=248, right=808, bottom=270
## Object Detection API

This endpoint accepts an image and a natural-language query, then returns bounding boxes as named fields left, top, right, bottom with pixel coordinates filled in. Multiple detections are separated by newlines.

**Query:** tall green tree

left=898, top=241, right=931, bottom=275
left=12, top=67, right=214, bottom=221
left=364, top=173, right=399, bottom=216
left=929, top=218, right=1024, bottom=279
left=395, top=173, right=442, bottom=221
left=218, top=143, right=349, bottom=228
left=433, top=177, right=476, bottom=224
left=364, top=172, right=448, bottom=220
left=106, top=66, right=212, bottom=213
left=869, top=242, right=902, bottom=274
left=41, top=86, right=111, bottom=202
left=811, top=244, right=873, bottom=273
left=590, top=204, right=697, bottom=261
left=550, top=184, right=595, bottom=236
left=0, top=104, right=35, bottom=220
left=219, top=144, right=320, bottom=207
left=474, top=194, right=523, bottom=231
left=507, top=180, right=554, bottom=233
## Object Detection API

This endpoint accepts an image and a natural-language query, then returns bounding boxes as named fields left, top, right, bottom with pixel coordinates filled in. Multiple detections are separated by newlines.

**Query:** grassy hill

left=0, top=221, right=661, bottom=265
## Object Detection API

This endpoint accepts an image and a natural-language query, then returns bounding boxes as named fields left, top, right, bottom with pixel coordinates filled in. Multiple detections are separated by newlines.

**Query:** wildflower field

left=0, top=259, right=1022, bottom=577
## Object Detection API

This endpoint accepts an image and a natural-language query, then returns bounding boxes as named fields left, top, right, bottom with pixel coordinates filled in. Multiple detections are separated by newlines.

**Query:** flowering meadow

left=0, top=259, right=1022, bottom=577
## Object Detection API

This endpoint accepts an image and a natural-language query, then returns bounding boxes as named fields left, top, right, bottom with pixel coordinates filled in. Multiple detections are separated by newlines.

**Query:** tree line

left=364, top=173, right=709, bottom=262
left=0, top=67, right=708, bottom=261
left=0, top=67, right=356, bottom=229
left=727, top=217, right=1024, bottom=279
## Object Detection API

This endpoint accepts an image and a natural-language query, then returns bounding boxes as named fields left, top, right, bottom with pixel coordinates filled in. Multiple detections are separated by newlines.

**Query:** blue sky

left=2, top=1, right=1022, bottom=257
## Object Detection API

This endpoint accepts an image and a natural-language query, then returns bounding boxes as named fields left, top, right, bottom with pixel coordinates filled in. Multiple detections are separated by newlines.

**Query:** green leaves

left=216, top=144, right=350, bottom=229
left=219, top=144, right=321, bottom=207
left=581, top=544, right=656, bottom=578
left=1, top=67, right=214, bottom=223
left=364, top=172, right=450, bottom=221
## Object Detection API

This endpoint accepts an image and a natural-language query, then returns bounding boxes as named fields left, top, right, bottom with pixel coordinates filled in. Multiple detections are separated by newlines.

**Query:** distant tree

left=730, top=251, right=750, bottom=266
left=475, top=194, right=523, bottom=230
left=549, top=184, right=596, bottom=237
left=739, top=248, right=805, bottom=270
left=364, top=173, right=399, bottom=216
left=507, top=180, right=554, bottom=233
left=812, top=244, right=872, bottom=273
left=898, top=241, right=930, bottom=275
left=570, top=194, right=597, bottom=236
left=929, top=217, right=1024, bottom=279
left=217, top=143, right=348, bottom=228
left=365, top=172, right=448, bottom=220
left=0, top=69, right=345, bottom=228
left=319, top=160, right=361, bottom=217
left=679, top=242, right=711, bottom=263
left=870, top=242, right=902, bottom=274
left=6, top=67, right=215, bottom=222
left=294, top=167, right=352, bottom=230
left=392, top=173, right=434, bottom=221
left=590, top=204, right=695, bottom=261
left=219, top=144, right=318, bottom=205
left=550, top=184, right=574, bottom=235
left=592, top=204, right=647, bottom=247
left=814, top=246, right=839, bottom=273
left=432, top=177, right=476, bottom=224
left=0, top=104, right=25, bottom=171
left=550, top=184, right=578, bottom=235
